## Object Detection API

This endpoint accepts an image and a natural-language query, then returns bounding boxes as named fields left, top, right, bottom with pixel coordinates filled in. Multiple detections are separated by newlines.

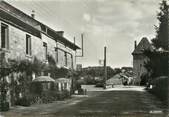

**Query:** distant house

left=106, top=74, right=122, bottom=86
left=121, top=67, right=133, bottom=73
left=55, top=78, right=72, bottom=91
left=132, top=37, right=153, bottom=84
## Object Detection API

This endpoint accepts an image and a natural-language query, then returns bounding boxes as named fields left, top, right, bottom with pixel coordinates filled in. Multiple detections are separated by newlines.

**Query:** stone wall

left=133, top=54, right=149, bottom=84
left=42, top=34, right=56, bottom=61
left=0, top=20, right=75, bottom=69
left=0, top=20, right=44, bottom=61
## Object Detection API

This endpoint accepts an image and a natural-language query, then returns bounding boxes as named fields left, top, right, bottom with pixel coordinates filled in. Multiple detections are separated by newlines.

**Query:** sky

left=5, top=0, right=160, bottom=68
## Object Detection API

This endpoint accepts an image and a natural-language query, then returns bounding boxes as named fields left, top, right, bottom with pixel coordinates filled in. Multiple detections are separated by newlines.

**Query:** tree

left=152, top=0, right=169, bottom=50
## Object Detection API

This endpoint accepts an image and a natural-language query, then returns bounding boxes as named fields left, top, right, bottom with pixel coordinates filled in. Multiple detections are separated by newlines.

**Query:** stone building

left=0, top=1, right=80, bottom=107
left=132, top=37, right=153, bottom=84
left=0, top=1, right=80, bottom=70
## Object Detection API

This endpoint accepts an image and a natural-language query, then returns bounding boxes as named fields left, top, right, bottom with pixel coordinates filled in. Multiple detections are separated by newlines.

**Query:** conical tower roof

left=132, top=37, right=153, bottom=55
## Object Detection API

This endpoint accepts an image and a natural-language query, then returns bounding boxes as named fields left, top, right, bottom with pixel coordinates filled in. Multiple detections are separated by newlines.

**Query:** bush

left=95, top=82, right=104, bottom=87
left=15, top=97, right=31, bottom=106
left=84, top=76, right=96, bottom=85
left=14, top=90, right=71, bottom=106
left=78, top=88, right=85, bottom=95
left=41, top=91, right=58, bottom=103
left=149, top=76, right=169, bottom=106
left=30, top=82, right=43, bottom=95
left=0, top=102, right=9, bottom=111
left=27, top=94, right=42, bottom=105
left=140, top=73, right=149, bottom=86
left=57, top=90, right=70, bottom=100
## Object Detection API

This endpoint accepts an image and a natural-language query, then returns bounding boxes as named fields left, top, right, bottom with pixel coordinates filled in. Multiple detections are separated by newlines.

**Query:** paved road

left=1, top=86, right=168, bottom=117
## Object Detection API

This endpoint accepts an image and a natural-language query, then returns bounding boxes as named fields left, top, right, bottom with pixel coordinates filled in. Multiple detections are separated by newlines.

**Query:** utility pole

left=76, top=33, right=84, bottom=57
left=104, top=46, right=107, bottom=88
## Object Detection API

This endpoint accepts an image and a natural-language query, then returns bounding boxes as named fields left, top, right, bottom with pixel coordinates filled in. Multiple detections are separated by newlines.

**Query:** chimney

left=31, top=10, right=35, bottom=19
left=134, top=40, right=137, bottom=49
left=56, top=31, right=64, bottom=37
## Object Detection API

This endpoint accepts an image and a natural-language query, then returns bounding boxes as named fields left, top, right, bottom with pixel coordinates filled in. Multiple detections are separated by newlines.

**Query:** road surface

left=1, top=86, right=168, bottom=117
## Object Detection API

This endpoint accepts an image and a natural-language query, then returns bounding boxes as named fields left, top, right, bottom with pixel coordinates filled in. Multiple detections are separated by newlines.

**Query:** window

left=41, top=25, right=47, bottom=33
left=64, top=52, right=67, bottom=66
left=55, top=48, right=58, bottom=63
left=71, top=54, right=73, bottom=68
left=43, top=42, right=47, bottom=60
left=26, top=34, right=31, bottom=55
left=1, top=23, right=9, bottom=49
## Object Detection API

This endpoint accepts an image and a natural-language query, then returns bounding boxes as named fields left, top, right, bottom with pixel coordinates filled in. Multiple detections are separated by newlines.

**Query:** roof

left=132, top=37, right=153, bottom=55
left=0, top=9, right=41, bottom=38
left=33, top=76, right=55, bottom=82
left=0, top=1, right=80, bottom=50
left=106, top=74, right=122, bottom=85
left=55, top=78, right=71, bottom=83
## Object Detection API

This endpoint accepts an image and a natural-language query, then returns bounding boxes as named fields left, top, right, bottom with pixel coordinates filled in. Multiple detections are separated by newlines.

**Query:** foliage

left=66, top=70, right=81, bottom=94
left=40, top=91, right=58, bottom=103
left=83, top=75, right=96, bottom=84
left=15, top=89, right=70, bottom=106
left=42, top=55, right=70, bottom=78
left=31, top=57, right=46, bottom=75
left=149, top=76, right=168, bottom=106
left=144, top=0, right=169, bottom=81
left=15, top=96, right=31, bottom=106
left=77, top=88, right=86, bottom=95
left=0, top=52, right=10, bottom=110
left=152, top=0, right=169, bottom=50
left=114, top=68, right=121, bottom=75
left=85, top=67, right=115, bottom=79
left=95, top=82, right=104, bottom=87
left=140, top=72, right=149, bottom=86
left=6, top=56, right=44, bottom=101
left=30, top=82, right=43, bottom=95
left=0, top=79, right=9, bottom=111
left=144, top=49, right=168, bottom=79
left=0, top=52, right=11, bottom=78
left=15, top=87, right=71, bottom=106
left=47, top=54, right=56, bottom=65
left=0, top=102, right=9, bottom=111
left=8, top=57, right=45, bottom=75
left=0, top=53, right=75, bottom=107
left=57, top=90, right=71, bottom=100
